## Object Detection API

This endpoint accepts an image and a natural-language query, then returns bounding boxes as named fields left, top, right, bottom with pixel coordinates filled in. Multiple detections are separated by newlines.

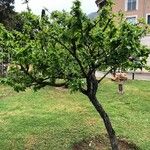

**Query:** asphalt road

left=96, top=71, right=150, bottom=81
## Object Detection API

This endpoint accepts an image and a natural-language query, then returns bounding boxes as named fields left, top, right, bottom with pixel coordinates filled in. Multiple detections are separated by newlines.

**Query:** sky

left=15, top=0, right=98, bottom=15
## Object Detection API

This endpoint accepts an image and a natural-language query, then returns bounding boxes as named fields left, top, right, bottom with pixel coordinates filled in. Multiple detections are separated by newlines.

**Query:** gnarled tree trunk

left=88, top=94, right=118, bottom=150
left=86, top=73, right=118, bottom=150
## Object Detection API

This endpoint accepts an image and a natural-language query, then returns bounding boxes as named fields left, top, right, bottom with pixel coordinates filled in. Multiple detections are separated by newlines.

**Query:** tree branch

left=20, top=64, right=65, bottom=87
left=102, top=18, right=112, bottom=32
left=98, top=68, right=113, bottom=83
left=20, top=64, right=37, bottom=82
left=32, top=81, right=66, bottom=88
left=71, top=41, right=88, bottom=78
left=50, top=34, right=87, bottom=78
left=80, top=87, right=87, bottom=95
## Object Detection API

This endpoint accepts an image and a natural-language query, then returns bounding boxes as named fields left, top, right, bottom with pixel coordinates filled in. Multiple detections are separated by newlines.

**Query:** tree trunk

left=88, top=95, right=119, bottom=150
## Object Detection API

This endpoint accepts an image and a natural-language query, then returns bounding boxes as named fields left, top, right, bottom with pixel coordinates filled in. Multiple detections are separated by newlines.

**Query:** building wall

left=96, top=0, right=150, bottom=21
left=112, top=0, right=150, bottom=20
left=95, top=0, right=150, bottom=68
left=141, top=35, right=150, bottom=66
left=112, top=0, right=150, bottom=66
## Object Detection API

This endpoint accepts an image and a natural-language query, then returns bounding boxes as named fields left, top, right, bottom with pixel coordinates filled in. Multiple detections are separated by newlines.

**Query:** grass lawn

left=0, top=79, right=150, bottom=150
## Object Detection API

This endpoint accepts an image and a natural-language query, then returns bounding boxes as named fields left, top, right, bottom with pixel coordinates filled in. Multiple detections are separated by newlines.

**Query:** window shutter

left=136, top=0, right=138, bottom=10
left=125, top=0, right=127, bottom=11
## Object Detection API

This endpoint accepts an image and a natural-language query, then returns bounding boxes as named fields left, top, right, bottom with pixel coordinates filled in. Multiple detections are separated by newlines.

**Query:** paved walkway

left=96, top=71, right=150, bottom=81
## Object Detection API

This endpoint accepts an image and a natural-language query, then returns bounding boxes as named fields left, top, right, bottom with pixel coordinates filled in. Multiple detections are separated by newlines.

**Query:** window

left=147, top=14, right=150, bottom=24
left=125, top=0, right=137, bottom=11
left=126, top=16, right=137, bottom=24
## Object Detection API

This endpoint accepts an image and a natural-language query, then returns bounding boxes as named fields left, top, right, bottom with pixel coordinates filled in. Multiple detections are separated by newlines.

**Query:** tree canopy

left=0, top=0, right=150, bottom=149
left=0, top=0, right=17, bottom=29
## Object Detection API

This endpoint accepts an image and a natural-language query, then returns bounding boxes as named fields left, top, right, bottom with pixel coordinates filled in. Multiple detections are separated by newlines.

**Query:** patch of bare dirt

left=54, top=86, right=68, bottom=91
left=0, top=91, right=15, bottom=100
left=24, top=135, right=38, bottom=150
left=73, top=135, right=139, bottom=150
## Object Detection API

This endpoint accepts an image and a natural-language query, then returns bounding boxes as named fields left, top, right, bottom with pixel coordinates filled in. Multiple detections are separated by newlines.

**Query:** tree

left=0, top=0, right=14, bottom=12
left=0, top=0, right=22, bottom=76
left=0, top=0, right=16, bottom=29
left=22, top=0, right=31, bottom=12
left=0, top=0, right=149, bottom=149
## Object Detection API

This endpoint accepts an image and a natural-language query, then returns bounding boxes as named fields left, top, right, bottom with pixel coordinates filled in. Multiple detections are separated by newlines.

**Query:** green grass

left=0, top=79, right=150, bottom=150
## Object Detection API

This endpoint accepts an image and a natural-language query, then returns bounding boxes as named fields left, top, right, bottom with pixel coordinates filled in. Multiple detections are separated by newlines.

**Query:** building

left=95, top=0, right=150, bottom=67
left=95, top=0, right=150, bottom=24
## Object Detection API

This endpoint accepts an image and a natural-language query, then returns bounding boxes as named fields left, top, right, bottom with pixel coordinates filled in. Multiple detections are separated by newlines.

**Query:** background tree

left=0, top=0, right=150, bottom=149
left=0, top=0, right=22, bottom=77
left=22, top=0, right=31, bottom=12
left=0, top=0, right=17, bottom=29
